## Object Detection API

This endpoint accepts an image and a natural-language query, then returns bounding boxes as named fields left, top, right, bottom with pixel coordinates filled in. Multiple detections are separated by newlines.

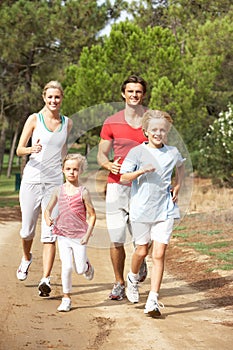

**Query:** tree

left=0, top=0, right=125, bottom=175
left=198, top=103, right=233, bottom=186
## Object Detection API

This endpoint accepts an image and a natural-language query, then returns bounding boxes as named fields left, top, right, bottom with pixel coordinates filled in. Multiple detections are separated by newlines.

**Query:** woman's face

left=43, top=88, right=63, bottom=113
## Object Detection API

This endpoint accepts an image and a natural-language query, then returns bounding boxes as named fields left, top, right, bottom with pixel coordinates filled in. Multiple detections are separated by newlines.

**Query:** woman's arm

left=61, top=118, right=73, bottom=160
left=16, top=114, right=42, bottom=156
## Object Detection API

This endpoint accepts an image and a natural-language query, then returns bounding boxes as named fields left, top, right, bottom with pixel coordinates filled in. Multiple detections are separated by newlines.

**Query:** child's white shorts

left=131, top=218, right=174, bottom=245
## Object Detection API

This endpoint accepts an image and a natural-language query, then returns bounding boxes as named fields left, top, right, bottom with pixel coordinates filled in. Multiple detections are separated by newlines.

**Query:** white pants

left=57, top=235, right=88, bottom=294
left=19, top=181, right=59, bottom=242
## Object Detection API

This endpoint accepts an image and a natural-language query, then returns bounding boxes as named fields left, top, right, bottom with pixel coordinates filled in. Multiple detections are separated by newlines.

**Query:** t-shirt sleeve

left=120, top=149, right=138, bottom=174
left=176, top=149, right=186, bottom=167
left=100, top=120, right=113, bottom=140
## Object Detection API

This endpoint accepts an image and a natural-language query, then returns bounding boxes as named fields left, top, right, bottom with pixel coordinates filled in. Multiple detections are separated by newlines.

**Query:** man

left=97, top=75, right=148, bottom=300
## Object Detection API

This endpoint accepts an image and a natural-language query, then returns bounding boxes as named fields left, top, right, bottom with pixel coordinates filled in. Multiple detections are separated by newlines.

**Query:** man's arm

left=97, top=138, right=121, bottom=175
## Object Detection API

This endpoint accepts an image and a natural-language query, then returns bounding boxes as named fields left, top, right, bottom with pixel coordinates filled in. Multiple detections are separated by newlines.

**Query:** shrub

left=198, top=103, right=233, bottom=187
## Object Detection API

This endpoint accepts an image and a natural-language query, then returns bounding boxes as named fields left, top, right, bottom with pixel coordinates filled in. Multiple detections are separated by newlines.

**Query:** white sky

left=98, top=0, right=134, bottom=36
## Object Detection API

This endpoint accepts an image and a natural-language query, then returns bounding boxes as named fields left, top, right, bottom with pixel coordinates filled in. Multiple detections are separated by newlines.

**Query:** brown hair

left=63, top=153, right=88, bottom=174
left=42, top=80, right=64, bottom=98
left=121, top=75, right=147, bottom=95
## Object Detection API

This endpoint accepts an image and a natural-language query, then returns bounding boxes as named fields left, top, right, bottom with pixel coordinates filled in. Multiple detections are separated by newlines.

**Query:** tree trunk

left=0, top=126, right=6, bottom=175
left=7, top=125, right=19, bottom=178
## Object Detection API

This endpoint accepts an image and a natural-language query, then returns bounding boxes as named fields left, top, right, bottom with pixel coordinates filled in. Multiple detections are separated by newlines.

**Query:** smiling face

left=43, top=88, right=63, bottom=113
left=63, top=159, right=80, bottom=183
left=146, top=118, right=169, bottom=148
left=121, top=83, right=145, bottom=106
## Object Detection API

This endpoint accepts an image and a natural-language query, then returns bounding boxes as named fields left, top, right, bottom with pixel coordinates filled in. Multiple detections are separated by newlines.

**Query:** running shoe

left=138, top=259, right=148, bottom=283
left=38, top=277, right=51, bottom=297
left=16, top=254, right=33, bottom=281
left=57, top=297, right=71, bottom=312
left=144, top=299, right=164, bottom=317
left=83, top=261, right=94, bottom=280
left=126, top=273, right=139, bottom=303
left=109, top=282, right=125, bottom=301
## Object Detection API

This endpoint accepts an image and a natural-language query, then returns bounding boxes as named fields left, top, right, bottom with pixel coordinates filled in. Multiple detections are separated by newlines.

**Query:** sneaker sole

left=144, top=309, right=161, bottom=318
left=109, top=294, right=125, bottom=301
left=38, top=282, right=51, bottom=295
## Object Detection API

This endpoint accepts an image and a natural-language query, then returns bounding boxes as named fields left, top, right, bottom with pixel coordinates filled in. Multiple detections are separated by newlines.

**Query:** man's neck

left=124, top=104, right=145, bottom=128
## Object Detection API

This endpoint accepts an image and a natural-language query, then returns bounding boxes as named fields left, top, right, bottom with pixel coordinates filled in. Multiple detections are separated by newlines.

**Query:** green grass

left=0, top=173, right=20, bottom=207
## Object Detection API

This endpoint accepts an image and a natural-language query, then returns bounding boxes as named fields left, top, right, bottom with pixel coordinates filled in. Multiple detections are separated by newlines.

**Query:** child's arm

left=171, top=163, right=185, bottom=202
left=120, top=164, right=155, bottom=184
left=44, top=188, right=59, bottom=226
left=80, top=188, right=96, bottom=245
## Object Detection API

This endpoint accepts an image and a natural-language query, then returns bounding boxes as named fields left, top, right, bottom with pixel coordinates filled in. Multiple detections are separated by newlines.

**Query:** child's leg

left=150, top=240, right=167, bottom=294
left=130, top=222, right=151, bottom=279
left=57, top=236, right=73, bottom=298
left=71, top=239, right=88, bottom=275
left=131, top=244, right=148, bottom=276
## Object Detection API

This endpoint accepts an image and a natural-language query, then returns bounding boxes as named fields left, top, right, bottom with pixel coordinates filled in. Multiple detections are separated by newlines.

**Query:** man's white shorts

left=131, top=218, right=174, bottom=245
left=105, top=183, right=132, bottom=244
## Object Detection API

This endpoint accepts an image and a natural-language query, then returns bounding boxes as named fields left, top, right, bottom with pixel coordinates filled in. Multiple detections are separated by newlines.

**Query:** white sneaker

left=57, top=297, right=71, bottom=312
left=38, top=277, right=51, bottom=297
left=16, top=254, right=32, bottom=281
left=126, top=273, right=139, bottom=303
left=83, top=261, right=94, bottom=280
left=144, top=298, right=164, bottom=317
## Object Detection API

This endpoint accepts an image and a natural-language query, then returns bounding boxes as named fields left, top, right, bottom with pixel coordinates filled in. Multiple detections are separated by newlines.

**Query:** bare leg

left=150, top=241, right=167, bottom=293
left=22, top=239, right=33, bottom=260
left=131, top=244, right=148, bottom=274
left=42, top=242, right=56, bottom=278
left=110, top=243, right=125, bottom=285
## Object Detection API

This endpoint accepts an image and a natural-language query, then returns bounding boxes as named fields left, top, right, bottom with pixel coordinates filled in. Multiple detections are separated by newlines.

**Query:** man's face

left=121, top=83, right=145, bottom=106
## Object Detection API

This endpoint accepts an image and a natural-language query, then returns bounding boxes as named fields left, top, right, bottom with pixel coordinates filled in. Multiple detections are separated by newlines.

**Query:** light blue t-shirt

left=120, top=142, right=185, bottom=222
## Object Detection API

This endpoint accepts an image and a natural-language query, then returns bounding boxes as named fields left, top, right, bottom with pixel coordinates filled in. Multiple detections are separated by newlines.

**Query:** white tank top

left=22, top=113, right=69, bottom=184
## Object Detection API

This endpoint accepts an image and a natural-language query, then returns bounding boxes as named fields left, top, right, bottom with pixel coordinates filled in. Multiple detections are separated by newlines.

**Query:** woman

left=16, top=80, right=73, bottom=297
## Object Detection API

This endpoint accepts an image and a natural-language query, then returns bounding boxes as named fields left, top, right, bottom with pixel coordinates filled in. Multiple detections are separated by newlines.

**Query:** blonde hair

left=142, top=109, right=173, bottom=133
left=42, top=80, right=64, bottom=98
left=63, top=153, right=88, bottom=174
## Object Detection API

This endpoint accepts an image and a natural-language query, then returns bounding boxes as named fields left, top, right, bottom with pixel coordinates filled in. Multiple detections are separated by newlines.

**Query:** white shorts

left=106, top=183, right=132, bottom=244
left=131, top=218, right=174, bottom=245
left=19, top=181, right=60, bottom=243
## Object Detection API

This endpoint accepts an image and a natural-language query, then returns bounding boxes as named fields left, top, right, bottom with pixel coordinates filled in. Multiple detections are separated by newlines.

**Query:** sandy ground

left=0, top=173, right=232, bottom=350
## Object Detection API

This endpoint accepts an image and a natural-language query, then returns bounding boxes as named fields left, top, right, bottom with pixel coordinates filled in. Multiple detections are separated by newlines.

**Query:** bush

left=198, top=103, right=233, bottom=186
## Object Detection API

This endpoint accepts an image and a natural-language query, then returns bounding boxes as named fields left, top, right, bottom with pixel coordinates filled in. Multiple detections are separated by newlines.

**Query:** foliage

left=198, top=103, right=233, bottom=186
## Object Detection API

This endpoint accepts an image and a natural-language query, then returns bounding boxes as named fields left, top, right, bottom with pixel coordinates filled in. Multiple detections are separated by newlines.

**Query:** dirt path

left=0, top=219, right=232, bottom=350
left=0, top=172, right=232, bottom=349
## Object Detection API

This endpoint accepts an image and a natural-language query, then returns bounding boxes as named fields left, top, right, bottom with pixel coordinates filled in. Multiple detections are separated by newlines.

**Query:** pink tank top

left=53, top=184, right=88, bottom=239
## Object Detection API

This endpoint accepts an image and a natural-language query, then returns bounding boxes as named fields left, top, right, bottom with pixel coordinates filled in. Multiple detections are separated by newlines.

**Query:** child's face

left=63, top=159, right=80, bottom=182
left=146, top=118, right=169, bottom=148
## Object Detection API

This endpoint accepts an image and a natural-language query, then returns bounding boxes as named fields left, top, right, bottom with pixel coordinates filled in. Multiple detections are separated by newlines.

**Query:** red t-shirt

left=100, top=109, right=147, bottom=184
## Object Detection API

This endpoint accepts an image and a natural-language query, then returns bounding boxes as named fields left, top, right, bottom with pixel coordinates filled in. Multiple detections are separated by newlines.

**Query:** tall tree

left=0, top=0, right=125, bottom=175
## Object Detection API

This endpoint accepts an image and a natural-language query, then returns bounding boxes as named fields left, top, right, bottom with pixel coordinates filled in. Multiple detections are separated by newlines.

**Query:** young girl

left=45, top=153, right=96, bottom=312
left=120, top=110, right=185, bottom=317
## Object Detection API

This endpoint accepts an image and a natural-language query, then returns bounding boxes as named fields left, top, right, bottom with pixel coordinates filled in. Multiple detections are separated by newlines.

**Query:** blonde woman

left=16, top=81, right=73, bottom=297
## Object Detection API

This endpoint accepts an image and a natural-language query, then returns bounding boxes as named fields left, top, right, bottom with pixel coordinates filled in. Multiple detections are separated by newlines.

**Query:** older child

left=120, top=110, right=185, bottom=317
left=45, top=153, right=96, bottom=312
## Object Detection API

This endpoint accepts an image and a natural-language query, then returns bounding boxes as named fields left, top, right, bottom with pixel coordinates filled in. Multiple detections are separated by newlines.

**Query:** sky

left=97, top=0, right=134, bottom=36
